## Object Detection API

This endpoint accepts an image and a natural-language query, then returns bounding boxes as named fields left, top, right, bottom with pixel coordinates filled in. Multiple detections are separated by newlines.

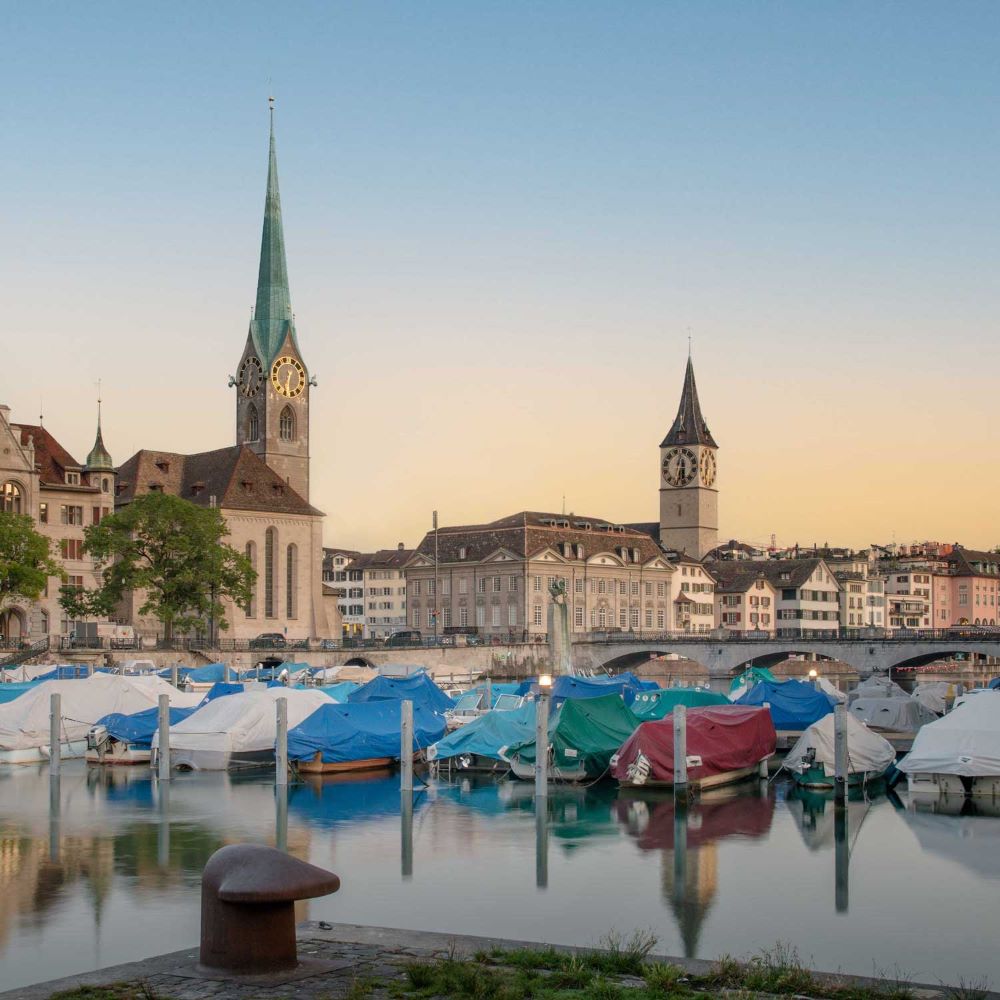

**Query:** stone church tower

left=659, top=357, right=719, bottom=559
left=234, top=102, right=312, bottom=501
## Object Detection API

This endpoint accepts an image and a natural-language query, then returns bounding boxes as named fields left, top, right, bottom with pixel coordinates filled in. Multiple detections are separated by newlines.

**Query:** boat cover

left=898, top=691, right=1000, bottom=777
left=631, top=687, right=729, bottom=720
left=0, top=683, right=35, bottom=705
left=816, top=677, right=847, bottom=704
left=729, top=666, right=777, bottom=702
left=507, top=694, right=639, bottom=776
left=468, top=682, right=522, bottom=706
left=287, top=699, right=445, bottom=764
left=317, top=681, right=360, bottom=702
left=201, top=682, right=245, bottom=702
left=848, top=697, right=937, bottom=731
left=849, top=676, right=908, bottom=703
left=735, top=679, right=836, bottom=730
left=549, top=674, right=643, bottom=705
left=611, top=705, right=775, bottom=784
left=784, top=711, right=895, bottom=777
left=989, top=677, right=1000, bottom=690
left=98, top=705, right=199, bottom=748
left=153, top=687, right=333, bottom=769
left=426, top=702, right=537, bottom=762
left=349, top=673, right=455, bottom=713
left=911, top=682, right=957, bottom=715
left=0, top=674, right=197, bottom=752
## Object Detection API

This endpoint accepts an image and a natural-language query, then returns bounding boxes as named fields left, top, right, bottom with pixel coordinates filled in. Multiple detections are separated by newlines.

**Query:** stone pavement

left=0, top=922, right=989, bottom=1000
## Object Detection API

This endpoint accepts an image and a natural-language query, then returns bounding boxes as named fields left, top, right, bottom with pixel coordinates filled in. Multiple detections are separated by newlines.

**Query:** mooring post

left=535, top=798, right=549, bottom=889
left=401, top=790, right=414, bottom=879
left=49, top=771, right=61, bottom=863
left=484, top=677, right=493, bottom=712
left=276, top=697, right=288, bottom=786
left=673, top=704, right=687, bottom=797
left=535, top=689, right=550, bottom=797
left=673, top=791, right=688, bottom=906
left=223, top=662, right=230, bottom=683
left=158, top=781, right=170, bottom=868
left=834, top=802, right=849, bottom=913
left=400, top=699, right=414, bottom=793
left=170, top=663, right=179, bottom=688
left=834, top=703, right=848, bottom=806
left=276, top=784, right=288, bottom=853
left=158, top=694, right=171, bottom=780
left=49, top=692, right=61, bottom=776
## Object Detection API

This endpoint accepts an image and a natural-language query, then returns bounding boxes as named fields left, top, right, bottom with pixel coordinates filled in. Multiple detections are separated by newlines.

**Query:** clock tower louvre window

left=279, top=406, right=295, bottom=441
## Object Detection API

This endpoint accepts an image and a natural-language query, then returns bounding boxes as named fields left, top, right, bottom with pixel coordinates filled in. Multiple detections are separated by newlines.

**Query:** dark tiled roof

left=349, top=549, right=416, bottom=571
left=710, top=558, right=836, bottom=592
left=660, top=358, right=718, bottom=449
left=116, top=445, right=320, bottom=516
left=13, top=424, right=100, bottom=491
left=946, top=547, right=1000, bottom=576
left=413, top=511, right=669, bottom=566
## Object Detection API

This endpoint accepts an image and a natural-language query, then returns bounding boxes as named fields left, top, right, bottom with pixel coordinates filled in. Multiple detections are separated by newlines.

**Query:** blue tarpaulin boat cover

left=318, top=680, right=360, bottom=702
left=34, top=665, right=91, bottom=681
left=99, top=705, right=198, bottom=748
left=201, top=682, right=244, bottom=703
left=469, top=682, right=522, bottom=706
left=427, top=703, right=538, bottom=762
left=187, top=663, right=227, bottom=683
left=287, top=700, right=446, bottom=764
left=989, top=677, right=1000, bottom=690
left=735, top=679, right=836, bottom=730
left=550, top=674, right=645, bottom=705
left=349, top=673, right=455, bottom=713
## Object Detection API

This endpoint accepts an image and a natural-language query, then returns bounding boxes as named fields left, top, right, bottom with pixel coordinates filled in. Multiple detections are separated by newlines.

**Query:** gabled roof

left=661, top=357, right=718, bottom=448
left=116, top=445, right=320, bottom=516
left=13, top=424, right=95, bottom=488
left=710, top=557, right=836, bottom=592
left=945, top=547, right=1000, bottom=577
left=349, top=548, right=416, bottom=571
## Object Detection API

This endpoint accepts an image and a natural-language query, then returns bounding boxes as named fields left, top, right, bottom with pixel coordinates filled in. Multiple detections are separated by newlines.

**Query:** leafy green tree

left=60, top=492, right=255, bottom=641
left=0, top=512, right=63, bottom=613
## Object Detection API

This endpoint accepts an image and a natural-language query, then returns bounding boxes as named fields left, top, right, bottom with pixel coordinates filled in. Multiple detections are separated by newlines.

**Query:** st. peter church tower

left=234, top=102, right=312, bottom=501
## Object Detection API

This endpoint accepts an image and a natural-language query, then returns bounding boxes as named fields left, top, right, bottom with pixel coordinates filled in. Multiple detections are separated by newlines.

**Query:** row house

left=708, top=565, right=779, bottom=634
left=405, top=511, right=676, bottom=637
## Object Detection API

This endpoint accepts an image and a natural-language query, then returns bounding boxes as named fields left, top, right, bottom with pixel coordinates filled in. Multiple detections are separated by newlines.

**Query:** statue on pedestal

left=547, top=578, right=574, bottom=676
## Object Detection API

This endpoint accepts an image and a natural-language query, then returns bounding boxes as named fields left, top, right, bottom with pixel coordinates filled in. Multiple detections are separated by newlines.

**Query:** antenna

left=562, top=494, right=566, bottom=516
left=39, top=396, right=43, bottom=427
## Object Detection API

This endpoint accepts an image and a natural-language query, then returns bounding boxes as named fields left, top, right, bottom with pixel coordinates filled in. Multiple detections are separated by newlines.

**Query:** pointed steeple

left=250, top=98, right=298, bottom=365
left=86, top=394, right=114, bottom=472
left=660, top=356, right=718, bottom=448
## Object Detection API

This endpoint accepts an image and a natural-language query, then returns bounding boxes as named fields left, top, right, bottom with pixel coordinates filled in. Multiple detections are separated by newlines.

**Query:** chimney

left=397, top=542, right=404, bottom=550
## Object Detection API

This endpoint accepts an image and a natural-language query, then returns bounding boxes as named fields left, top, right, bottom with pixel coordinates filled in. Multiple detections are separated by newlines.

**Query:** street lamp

left=433, top=510, right=439, bottom=641
left=808, top=667, right=819, bottom=690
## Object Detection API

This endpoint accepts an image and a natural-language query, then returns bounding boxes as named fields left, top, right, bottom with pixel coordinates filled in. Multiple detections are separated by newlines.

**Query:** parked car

left=250, top=632, right=286, bottom=649
left=384, top=630, right=422, bottom=647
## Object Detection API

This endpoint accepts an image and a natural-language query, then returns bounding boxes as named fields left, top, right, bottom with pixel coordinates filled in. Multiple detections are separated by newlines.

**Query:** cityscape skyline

left=5, top=3, right=1000, bottom=551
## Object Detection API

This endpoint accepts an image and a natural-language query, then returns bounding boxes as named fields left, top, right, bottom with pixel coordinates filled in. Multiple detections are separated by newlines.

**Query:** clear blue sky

left=4, top=3, right=1000, bottom=548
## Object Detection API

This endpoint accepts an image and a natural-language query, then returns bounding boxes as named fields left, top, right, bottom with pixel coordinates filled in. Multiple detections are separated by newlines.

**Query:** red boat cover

left=613, top=794, right=775, bottom=850
left=611, top=705, right=776, bottom=784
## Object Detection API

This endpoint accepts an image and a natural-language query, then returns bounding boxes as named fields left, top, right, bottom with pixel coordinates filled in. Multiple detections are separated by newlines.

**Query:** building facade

left=405, top=512, right=675, bottom=638
left=0, top=405, right=115, bottom=642
left=352, top=546, right=413, bottom=639
left=709, top=565, right=778, bottom=635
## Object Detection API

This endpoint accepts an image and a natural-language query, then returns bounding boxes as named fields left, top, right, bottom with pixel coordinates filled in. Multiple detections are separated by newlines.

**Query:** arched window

left=286, top=544, right=298, bottom=619
left=264, top=528, right=276, bottom=618
left=102, top=477, right=110, bottom=493
left=245, top=541, right=257, bottom=617
left=279, top=406, right=295, bottom=441
left=1, top=482, right=23, bottom=514
left=247, top=405, right=259, bottom=442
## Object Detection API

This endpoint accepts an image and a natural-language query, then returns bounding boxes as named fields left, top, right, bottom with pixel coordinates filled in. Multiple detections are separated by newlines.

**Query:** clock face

left=662, top=447, right=697, bottom=487
left=700, top=450, right=717, bottom=487
left=271, top=356, right=306, bottom=398
left=238, top=356, right=263, bottom=398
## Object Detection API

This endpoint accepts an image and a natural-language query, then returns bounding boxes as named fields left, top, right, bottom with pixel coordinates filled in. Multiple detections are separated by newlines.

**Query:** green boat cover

left=508, top=693, right=640, bottom=777
left=730, top=666, right=777, bottom=697
left=631, top=687, right=730, bottom=720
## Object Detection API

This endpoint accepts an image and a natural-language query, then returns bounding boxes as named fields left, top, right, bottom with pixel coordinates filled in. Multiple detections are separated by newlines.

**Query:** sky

left=3, top=2, right=999, bottom=552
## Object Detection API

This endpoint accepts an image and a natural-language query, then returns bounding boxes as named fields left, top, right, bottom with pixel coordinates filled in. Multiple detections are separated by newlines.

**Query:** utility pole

left=433, top=510, right=440, bottom=640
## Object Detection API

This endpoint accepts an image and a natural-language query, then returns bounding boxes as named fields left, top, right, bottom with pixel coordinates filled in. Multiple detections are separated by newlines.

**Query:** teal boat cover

left=427, top=703, right=537, bottom=762
left=349, top=673, right=455, bottom=713
left=632, top=687, right=730, bottom=720
left=287, top=700, right=446, bottom=764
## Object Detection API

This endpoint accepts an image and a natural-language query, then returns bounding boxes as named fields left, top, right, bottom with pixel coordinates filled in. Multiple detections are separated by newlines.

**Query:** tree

left=0, top=513, right=62, bottom=612
left=60, top=492, right=255, bottom=641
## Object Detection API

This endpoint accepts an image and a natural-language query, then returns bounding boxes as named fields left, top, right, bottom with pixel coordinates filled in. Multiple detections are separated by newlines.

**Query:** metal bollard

left=673, top=704, right=687, bottom=795
left=834, top=703, right=848, bottom=806
left=534, top=691, right=549, bottom=797
left=49, top=693, right=61, bottom=776
left=275, top=697, right=288, bottom=786
left=158, top=694, right=171, bottom=780
left=400, top=699, right=414, bottom=793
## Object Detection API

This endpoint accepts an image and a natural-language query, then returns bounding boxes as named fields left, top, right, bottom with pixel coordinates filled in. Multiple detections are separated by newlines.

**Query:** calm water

left=0, top=762, right=998, bottom=991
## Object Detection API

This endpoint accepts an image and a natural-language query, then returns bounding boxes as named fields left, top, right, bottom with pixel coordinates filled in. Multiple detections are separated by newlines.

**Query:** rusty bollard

left=199, top=843, right=340, bottom=974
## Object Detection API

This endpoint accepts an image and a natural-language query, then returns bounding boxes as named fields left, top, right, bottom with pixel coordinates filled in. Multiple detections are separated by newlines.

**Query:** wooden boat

left=85, top=724, right=151, bottom=766
left=295, top=751, right=395, bottom=774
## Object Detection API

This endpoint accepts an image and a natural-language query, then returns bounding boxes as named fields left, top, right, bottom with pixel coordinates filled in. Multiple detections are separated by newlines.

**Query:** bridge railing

left=575, top=626, right=1000, bottom=644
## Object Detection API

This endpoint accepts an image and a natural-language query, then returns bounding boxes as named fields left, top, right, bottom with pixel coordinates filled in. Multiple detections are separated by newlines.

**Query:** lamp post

left=433, top=510, right=440, bottom=641
left=808, top=667, right=819, bottom=690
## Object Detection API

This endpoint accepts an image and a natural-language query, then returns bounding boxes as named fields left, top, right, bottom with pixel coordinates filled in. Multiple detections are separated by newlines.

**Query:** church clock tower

left=659, top=356, right=718, bottom=559
left=234, top=100, right=312, bottom=501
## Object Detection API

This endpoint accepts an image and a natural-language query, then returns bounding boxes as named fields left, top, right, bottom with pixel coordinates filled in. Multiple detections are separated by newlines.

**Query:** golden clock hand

left=285, top=371, right=292, bottom=393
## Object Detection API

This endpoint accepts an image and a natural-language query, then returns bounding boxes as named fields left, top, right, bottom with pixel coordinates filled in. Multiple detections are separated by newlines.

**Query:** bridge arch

left=343, top=655, right=377, bottom=669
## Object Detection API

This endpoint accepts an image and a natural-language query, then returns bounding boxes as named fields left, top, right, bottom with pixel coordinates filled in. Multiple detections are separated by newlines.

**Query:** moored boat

left=611, top=705, right=775, bottom=790
left=784, top=711, right=895, bottom=790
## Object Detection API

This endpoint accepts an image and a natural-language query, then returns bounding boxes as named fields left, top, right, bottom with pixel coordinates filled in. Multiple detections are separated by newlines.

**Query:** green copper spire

left=251, top=98, right=298, bottom=365
left=86, top=394, right=114, bottom=472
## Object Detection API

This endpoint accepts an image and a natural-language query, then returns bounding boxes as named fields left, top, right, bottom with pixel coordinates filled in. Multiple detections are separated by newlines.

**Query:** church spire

left=85, top=390, right=114, bottom=472
left=660, top=356, right=718, bottom=449
left=251, top=98, right=297, bottom=365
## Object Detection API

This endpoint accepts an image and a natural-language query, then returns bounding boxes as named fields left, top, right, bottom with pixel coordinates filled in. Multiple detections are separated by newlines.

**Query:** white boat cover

left=154, top=687, right=332, bottom=770
left=0, top=674, right=197, bottom=752
left=898, top=691, right=1000, bottom=777
left=1, top=663, right=71, bottom=683
left=816, top=677, right=847, bottom=704
left=785, top=711, right=895, bottom=777
left=848, top=676, right=908, bottom=703
left=910, top=681, right=958, bottom=715
left=849, top=697, right=937, bottom=731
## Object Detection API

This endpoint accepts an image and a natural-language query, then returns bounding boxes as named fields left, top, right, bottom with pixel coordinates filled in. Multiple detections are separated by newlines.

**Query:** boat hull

left=0, top=740, right=88, bottom=765
left=85, top=741, right=152, bottom=766
left=296, top=752, right=395, bottom=774
left=906, top=772, right=1000, bottom=798
left=508, top=757, right=591, bottom=783
left=792, top=765, right=887, bottom=790
left=617, top=764, right=761, bottom=791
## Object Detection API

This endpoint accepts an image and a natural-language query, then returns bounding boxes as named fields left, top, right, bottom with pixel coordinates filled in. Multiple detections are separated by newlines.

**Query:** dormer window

left=190, top=483, right=205, bottom=497
left=241, top=480, right=254, bottom=494
left=155, top=460, right=170, bottom=474
left=148, top=483, right=163, bottom=492
left=65, top=472, right=80, bottom=486
left=458, top=546, right=467, bottom=560
left=272, top=483, right=284, bottom=496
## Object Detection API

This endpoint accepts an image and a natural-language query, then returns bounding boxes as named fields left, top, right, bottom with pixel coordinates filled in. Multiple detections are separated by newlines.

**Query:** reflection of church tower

left=234, top=100, right=312, bottom=501
left=659, top=357, right=718, bottom=559
left=659, top=842, right=719, bottom=958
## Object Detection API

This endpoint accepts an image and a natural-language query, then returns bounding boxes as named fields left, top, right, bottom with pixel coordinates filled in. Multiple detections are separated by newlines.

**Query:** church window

left=286, top=544, right=298, bottom=618
left=279, top=406, right=295, bottom=441
left=2, top=482, right=23, bottom=514
left=264, top=528, right=276, bottom=618
left=39, top=502, right=48, bottom=524
left=247, top=405, right=259, bottom=442
left=245, top=542, right=257, bottom=617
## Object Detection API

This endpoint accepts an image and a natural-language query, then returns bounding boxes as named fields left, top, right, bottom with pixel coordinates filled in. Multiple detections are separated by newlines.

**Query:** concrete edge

left=2, top=922, right=994, bottom=1000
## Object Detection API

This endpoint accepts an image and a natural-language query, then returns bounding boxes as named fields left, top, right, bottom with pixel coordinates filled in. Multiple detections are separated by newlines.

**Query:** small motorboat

left=784, top=712, right=895, bottom=790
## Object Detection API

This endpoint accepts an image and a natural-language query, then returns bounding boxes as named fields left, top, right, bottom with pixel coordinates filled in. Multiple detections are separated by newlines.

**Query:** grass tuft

left=947, top=977, right=993, bottom=1000
left=49, top=985, right=164, bottom=1000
